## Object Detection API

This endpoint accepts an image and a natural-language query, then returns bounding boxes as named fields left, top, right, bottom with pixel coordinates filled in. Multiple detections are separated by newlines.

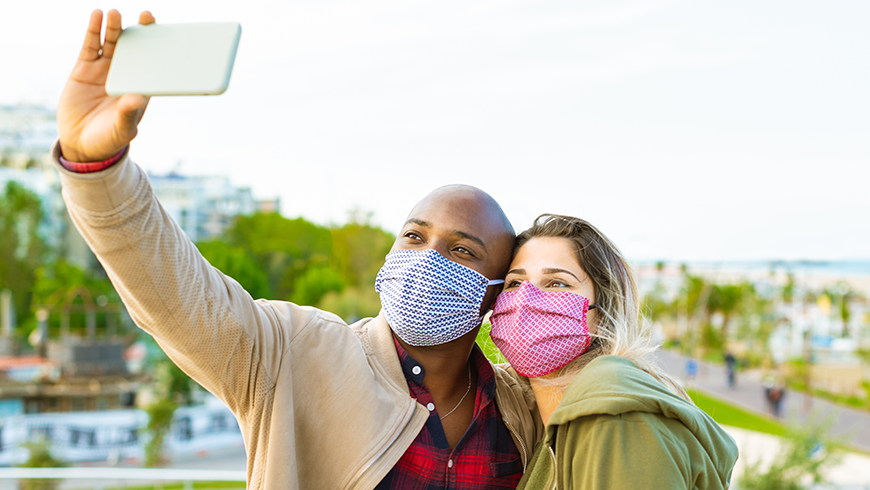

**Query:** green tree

left=143, top=397, right=178, bottom=468
left=781, top=273, right=795, bottom=303
left=27, top=260, right=123, bottom=338
left=708, top=282, right=747, bottom=340
left=18, top=438, right=66, bottom=490
left=328, top=218, right=394, bottom=288
left=0, top=181, right=48, bottom=327
left=291, top=265, right=345, bottom=306
left=317, top=286, right=382, bottom=324
left=197, top=239, right=273, bottom=299
left=225, top=213, right=332, bottom=300
left=318, top=214, right=395, bottom=322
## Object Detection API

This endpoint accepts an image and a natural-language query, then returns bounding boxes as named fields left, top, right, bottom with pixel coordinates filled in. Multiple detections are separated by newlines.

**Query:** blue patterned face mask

left=375, top=249, right=505, bottom=346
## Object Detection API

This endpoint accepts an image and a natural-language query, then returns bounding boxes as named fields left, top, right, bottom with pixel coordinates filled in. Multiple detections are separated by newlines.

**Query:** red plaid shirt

left=376, top=338, right=523, bottom=489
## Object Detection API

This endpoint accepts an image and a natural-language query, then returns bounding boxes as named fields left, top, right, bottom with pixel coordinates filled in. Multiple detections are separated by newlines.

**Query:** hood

left=547, top=355, right=737, bottom=486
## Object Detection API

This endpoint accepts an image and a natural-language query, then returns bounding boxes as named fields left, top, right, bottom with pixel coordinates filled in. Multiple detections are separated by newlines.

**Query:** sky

left=2, top=0, right=868, bottom=262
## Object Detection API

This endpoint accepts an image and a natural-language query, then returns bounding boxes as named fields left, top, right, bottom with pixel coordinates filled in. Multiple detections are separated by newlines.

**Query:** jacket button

left=447, top=459, right=454, bottom=468
left=426, top=402, right=435, bottom=411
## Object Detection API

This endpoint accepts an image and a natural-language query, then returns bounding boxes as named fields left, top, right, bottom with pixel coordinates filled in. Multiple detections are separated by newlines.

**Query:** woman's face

left=503, top=236, right=597, bottom=326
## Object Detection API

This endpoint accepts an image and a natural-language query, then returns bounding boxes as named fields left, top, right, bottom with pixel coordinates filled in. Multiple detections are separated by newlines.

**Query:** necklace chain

left=439, top=364, right=472, bottom=421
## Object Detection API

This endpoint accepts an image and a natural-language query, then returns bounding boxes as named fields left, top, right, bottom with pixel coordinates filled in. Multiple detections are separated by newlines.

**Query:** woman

left=489, top=214, right=738, bottom=489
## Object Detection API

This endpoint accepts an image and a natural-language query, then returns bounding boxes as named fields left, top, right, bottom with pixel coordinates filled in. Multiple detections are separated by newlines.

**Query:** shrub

left=18, top=439, right=65, bottom=490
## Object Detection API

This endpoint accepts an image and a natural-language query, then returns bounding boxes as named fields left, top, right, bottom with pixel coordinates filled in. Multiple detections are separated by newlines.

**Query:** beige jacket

left=52, top=143, right=543, bottom=490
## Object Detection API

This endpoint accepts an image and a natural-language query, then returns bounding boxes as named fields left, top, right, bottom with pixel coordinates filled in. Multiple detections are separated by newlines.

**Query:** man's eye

left=455, top=246, right=473, bottom=256
left=404, top=232, right=422, bottom=241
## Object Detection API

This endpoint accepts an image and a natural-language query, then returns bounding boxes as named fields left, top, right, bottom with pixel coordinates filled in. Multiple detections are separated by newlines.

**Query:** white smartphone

left=106, top=23, right=241, bottom=96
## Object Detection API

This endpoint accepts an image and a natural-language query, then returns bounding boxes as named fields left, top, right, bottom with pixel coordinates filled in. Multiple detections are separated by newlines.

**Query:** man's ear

left=479, top=286, right=501, bottom=316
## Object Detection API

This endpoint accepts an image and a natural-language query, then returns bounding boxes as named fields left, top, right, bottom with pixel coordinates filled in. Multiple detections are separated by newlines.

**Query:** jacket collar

left=360, top=310, right=408, bottom=391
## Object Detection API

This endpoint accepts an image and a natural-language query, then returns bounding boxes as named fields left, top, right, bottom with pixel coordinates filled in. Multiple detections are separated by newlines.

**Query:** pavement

left=726, top=425, right=870, bottom=488
left=657, top=349, right=870, bottom=453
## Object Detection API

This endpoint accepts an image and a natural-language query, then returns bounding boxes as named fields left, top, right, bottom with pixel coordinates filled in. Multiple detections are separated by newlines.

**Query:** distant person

left=685, top=357, right=699, bottom=384
left=769, top=378, right=786, bottom=418
left=762, top=375, right=787, bottom=417
left=724, top=351, right=737, bottom=388
left=762, top=376, right=776, bottom=413
left=488, top=215, right=738, bottom=489
left=54, top=10, right=540, bottom=489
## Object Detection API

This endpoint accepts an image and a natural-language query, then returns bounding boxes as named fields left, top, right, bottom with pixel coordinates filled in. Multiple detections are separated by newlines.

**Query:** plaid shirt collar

left=393, top=335, right=497, bottom=414
left=376, top=336, right=523, bottom=489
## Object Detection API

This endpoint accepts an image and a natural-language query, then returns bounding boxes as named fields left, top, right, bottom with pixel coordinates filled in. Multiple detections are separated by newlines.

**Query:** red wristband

left=59, top=146, right=129, bottom=173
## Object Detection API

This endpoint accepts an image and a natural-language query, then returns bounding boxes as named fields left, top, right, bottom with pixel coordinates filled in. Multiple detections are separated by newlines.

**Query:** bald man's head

left=392, top=184, right=516, bottom=281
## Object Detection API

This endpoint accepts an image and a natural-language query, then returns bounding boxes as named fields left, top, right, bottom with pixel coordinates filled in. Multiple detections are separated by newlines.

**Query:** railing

left=0, top=467, right=246, bottom=489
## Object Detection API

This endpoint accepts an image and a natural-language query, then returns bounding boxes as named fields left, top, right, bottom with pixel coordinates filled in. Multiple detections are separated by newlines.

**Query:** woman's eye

left=505, top=279, right=523, bottom=288
left=549, top=281, right=569, bottom=288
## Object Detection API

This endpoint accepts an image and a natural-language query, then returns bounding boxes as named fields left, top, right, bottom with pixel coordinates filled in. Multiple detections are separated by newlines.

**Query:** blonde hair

left=515, top=214, right=689, bottom=401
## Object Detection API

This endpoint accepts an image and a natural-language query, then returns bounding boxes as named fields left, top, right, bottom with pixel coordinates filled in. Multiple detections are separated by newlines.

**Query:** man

left=55, top=10, right=542, bottom=490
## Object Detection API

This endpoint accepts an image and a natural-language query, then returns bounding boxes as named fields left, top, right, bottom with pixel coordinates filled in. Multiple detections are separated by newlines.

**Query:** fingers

left=139, top=11, right=156, bottom=25
left=101, top=10, right=123, bottom=60
left=78, top=9, right=103, bottom=62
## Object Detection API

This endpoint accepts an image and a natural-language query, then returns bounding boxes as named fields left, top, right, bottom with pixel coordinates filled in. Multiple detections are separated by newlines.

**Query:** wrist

left=59, top=142, right=122, bottom=164
left=59, top=145, right=128, bottom=174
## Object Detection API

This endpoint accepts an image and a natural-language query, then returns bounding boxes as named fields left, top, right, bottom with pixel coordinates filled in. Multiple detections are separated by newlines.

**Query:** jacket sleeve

left=558, top=414, right=693, bottom=490
left=53, top=144, right=318, bottom=417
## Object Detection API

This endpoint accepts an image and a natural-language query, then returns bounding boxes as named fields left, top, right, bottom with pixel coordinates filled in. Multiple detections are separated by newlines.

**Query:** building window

left=209, top=413, right=228, bottom=432
left=121, top=392, right=136, bottom=408
left=71, top=397, right=86, bottom=412
left=177, top=416, right=192, bottom=441
left=24, top=399, right=40, bottom=414
left=123, top=427, right=138, bottom=445
left=69, top=429, right=96, bottom=447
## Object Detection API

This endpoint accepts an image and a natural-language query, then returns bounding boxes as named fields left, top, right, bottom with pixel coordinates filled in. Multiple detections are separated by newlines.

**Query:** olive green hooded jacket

left=518, top=355, right=738, bottom=490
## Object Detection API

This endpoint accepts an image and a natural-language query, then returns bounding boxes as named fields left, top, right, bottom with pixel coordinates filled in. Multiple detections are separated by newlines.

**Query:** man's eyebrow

left=542, top=268, right=582, bottom=282
left=405, top=218, right=431, bottom=227
left=453, top=230, right=487, bottom=252
left=403, top=218, right=487, bottom=252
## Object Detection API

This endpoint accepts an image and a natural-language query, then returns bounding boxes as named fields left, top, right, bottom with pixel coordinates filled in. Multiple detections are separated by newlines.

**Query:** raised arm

left=54, top=11, right=318, bottom=416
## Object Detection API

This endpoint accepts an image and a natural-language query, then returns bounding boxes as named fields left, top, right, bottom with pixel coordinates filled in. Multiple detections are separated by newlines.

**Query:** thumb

left=116, top=94, right=150, bottom=137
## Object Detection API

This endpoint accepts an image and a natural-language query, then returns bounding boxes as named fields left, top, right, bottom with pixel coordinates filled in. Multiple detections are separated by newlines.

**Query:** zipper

left=345, top=397, right=417, bottom=490
left=495, top=389, right=529, bottom=468
left=547, top=444, right=558, bottom=490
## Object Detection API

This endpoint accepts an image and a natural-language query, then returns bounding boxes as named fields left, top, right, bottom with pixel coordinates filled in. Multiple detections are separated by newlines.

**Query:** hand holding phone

left=58, top=10, right=154, bottom=163
left=57, top=10, right=241, bottom=163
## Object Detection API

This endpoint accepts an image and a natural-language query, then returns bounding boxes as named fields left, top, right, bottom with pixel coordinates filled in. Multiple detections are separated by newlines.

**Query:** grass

left=687, top=387, right=787, bottom=436
left=787, top=378, right=870, bottom=413
left=81, top=483, right=245, bottom=490
left=475, top=321, right=507, bottom=364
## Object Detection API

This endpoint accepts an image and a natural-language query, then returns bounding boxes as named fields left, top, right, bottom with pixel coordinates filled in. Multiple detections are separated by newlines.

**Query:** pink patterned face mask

left=490, top=281, right=595, bottom=378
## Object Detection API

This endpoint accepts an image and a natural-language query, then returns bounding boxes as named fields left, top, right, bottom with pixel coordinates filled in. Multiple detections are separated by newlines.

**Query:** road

left=657, top=349, right=870, bottom=452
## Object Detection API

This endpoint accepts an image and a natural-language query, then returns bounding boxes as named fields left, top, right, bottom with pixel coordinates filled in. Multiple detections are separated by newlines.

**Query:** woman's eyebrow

left=542, top=268, right=581, bottom=282
left=506, top=268, right=526, bottom=276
